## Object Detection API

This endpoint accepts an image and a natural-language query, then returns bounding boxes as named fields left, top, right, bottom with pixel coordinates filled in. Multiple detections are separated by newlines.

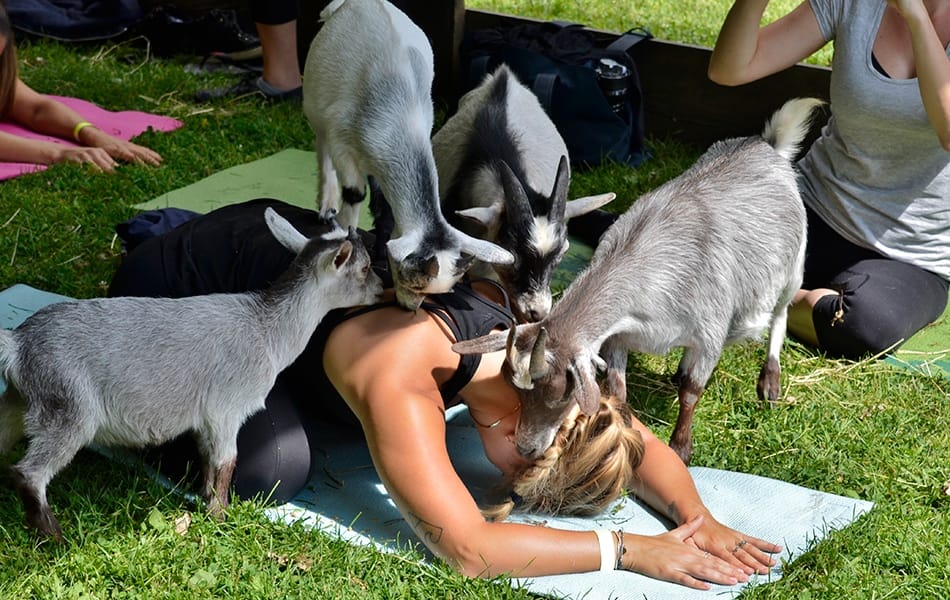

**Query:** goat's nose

left=515, top=442, right=541, bottom=460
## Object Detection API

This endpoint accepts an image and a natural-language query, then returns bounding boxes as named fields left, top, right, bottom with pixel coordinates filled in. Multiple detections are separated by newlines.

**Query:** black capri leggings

left=802, top=207, right=949, bottom=359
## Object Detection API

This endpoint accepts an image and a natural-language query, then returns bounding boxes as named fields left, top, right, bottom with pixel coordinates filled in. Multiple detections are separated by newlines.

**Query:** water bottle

left=595, top=58, right=629, bottom=115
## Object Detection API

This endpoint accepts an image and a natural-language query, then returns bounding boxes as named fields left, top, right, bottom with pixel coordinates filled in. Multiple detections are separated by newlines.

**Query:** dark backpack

left=5, top=0, right=144, bottom=41
left=461, top=21, right=651, bottom=169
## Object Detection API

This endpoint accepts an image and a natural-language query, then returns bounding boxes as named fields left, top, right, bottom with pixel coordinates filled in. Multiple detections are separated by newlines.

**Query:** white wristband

left=594, top=529, right=616, bottom=572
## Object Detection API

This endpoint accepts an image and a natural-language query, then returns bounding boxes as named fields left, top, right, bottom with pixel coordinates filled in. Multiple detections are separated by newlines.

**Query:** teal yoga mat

left=0, top=283, right=875, bottom=599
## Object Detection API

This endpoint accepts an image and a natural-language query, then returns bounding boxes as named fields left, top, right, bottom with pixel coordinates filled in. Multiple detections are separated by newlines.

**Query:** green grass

left=1, top=3, right=948, bottom=599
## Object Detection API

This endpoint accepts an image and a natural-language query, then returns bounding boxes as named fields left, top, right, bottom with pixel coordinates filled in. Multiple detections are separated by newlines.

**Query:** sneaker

left=141, top=8, right=261, bottom=60
left=195, top=75, right=303, bottom=103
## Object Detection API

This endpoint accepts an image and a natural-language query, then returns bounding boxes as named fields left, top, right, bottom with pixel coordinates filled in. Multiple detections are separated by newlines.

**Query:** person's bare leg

left=256, top=21, right=302, bottom=91
left=787, top=288, right=838, bottom=348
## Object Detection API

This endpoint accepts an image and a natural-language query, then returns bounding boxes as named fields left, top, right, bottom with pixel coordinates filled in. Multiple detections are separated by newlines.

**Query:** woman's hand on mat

left=51, top=145, right=123, bottom=172
left=81, top=127, right=163, bottom=167
left=684, top=511, right=782, bottom=575
left=625, top=516, right=751, bottom=590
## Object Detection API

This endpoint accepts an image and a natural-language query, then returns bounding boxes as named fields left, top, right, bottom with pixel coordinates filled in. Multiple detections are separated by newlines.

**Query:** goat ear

left=332, top=240, right=354, bottom=269
left=452, top=330, right=509, bottom=354
left=455, top=231, right=514, bottom=266
left=456, top=205, right=503, bottom=229
left=386, top=232, right=419, bottom=262
left=564, top=192, right=616, bottom=220
left=568, top=357, right=600, bottom=416
left=264, top=207, right=309, bottom=254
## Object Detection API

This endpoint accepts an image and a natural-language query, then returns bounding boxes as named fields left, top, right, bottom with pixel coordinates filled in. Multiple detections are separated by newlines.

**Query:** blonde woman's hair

left=0, top=3, right=18, bottom=118
left=482, top=395, right=644, bottom=521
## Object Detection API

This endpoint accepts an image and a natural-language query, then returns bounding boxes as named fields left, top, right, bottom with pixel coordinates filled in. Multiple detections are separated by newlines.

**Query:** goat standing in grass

left=0, top=208, right=383, bottom=540
left=454, top=98, right=824, bottom=464
left=302, top=0, right=513, bottom=311
left=434, top=64, right=615, bottom=322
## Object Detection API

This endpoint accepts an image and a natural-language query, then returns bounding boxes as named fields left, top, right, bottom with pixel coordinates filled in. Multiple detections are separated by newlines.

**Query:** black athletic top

left=310, top=279, right=515, bottom=407
left=109, top=198, right=516, bottom=418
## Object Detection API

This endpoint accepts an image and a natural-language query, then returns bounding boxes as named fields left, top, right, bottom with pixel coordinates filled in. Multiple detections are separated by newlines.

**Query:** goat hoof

left=28, top=511, right=64, bottom=542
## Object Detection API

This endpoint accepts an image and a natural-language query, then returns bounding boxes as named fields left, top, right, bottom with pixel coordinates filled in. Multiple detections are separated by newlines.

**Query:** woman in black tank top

left=109, top=199, right=778, bottom=586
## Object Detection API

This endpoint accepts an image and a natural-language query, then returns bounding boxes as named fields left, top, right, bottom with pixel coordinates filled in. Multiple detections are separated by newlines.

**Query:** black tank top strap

left=422, top=279, right=515, bottom=402
left=319, top=280, right=515, bottom=405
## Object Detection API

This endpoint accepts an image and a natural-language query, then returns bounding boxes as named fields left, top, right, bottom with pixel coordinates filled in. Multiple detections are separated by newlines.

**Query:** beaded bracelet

left=594, top=529, right=616, bottom=572
left=72, top=121, right=94, bottom=142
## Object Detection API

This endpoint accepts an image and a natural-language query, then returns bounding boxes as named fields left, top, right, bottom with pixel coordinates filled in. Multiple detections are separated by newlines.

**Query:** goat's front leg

left=669, top=347, right=719, bottom=465
left=756, top=308, right=788, bottom=403
left=669, top=377, right=704, bottom=466
left=203, top=459, right=236, bottom=521
left=196, top=430, right=237, bottom=521
left=315, top=136, right=341, bottom=220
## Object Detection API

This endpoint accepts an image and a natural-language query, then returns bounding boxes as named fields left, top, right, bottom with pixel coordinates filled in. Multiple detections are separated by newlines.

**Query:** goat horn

left=498, top=160, right=533, bottom=225
left=548, top=155, right=570, bottom=223
left=528, top=327, right=549, bottom=380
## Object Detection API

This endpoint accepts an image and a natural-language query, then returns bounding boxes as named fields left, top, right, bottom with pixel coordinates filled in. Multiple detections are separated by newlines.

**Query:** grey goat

left=454, top=97, right=824, bottom=464
left=302, top=0, right=513, bottom=310
left=433, top=64, right=614, bottom=322
left=0, top=207, right=383, bottom=540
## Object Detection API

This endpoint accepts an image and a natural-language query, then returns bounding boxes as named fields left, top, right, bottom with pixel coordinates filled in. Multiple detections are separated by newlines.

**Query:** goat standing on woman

left=455, top=97, right=824, bottom=464
left=0, top=208, right=382, bottom=540
left=302, top=0, right=513, bottom=311
left=433, top=64, right=615, bottom=322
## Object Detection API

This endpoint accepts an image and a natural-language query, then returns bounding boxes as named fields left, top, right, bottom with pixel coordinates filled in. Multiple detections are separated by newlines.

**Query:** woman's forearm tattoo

left=408, top=512, right=444, bottom=544
left=667, top=501, right=678, bottom=521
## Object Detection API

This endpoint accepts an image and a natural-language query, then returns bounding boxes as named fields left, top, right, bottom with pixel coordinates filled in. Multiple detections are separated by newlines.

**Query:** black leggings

left=802, top=207, right=949, bottom=359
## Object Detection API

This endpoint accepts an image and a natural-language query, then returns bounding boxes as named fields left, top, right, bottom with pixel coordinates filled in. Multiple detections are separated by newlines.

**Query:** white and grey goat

left=454, top=97, right=824, bottom=463
left=0, top=208, right=383, bottom=540
left=302, top=0, right=513, bottom=310
left=433, top=64, right=615, bottom=322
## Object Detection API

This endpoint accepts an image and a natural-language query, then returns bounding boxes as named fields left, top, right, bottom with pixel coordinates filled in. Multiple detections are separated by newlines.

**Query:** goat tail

left=762, top=97, right=827, bottom=161
left=319, top=0, right=348, bottom=22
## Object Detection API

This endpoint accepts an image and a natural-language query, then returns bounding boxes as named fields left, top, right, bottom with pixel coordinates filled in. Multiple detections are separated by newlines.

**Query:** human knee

left=812, top=293, right=914, bottom=358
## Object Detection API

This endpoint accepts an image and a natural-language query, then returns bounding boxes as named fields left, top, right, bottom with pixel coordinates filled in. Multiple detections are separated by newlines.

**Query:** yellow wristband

left=72, top=121, right=94, bottom=142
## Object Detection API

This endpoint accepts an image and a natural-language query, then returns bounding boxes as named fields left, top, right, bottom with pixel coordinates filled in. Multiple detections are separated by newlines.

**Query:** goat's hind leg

left=13, top=404, right=95, bottom=541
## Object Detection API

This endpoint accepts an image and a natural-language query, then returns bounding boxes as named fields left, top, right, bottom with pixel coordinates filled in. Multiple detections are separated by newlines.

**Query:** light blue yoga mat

left=1, top=283, right=875, bottom=599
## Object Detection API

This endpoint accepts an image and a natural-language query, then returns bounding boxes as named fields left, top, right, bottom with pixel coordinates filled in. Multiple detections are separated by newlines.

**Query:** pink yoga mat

left=0, top=95, right=182, bottom=181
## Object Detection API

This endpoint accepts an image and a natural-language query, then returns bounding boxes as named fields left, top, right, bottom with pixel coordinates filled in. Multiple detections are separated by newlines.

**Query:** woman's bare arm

left=627, top=417, right=782, bottom=574
left=889, top=0, right=950, bottom=149
left=4, top=79, right=162, bottom=167
left=322, top=309, right=750, bottom=586
left=708, top=0, right=828, bottom=85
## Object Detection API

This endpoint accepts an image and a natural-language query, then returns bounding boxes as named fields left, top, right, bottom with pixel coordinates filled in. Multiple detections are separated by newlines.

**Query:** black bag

left=5, top=0, right=144, bottom=41
left=461, top=21, right=651, bottom=169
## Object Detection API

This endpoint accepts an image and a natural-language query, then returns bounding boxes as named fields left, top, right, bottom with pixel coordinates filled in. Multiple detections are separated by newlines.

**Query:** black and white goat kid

left=433, top=65, right=614, bottom=322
